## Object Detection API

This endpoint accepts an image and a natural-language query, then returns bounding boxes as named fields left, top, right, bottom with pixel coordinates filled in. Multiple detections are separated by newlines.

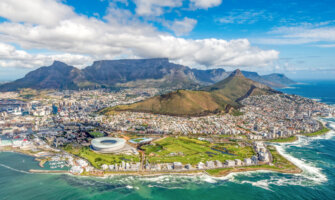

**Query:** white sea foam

left=0, top=163, right=30, bottom=174
left=276, top=144, right=327, bottom=184
left=281, top=119, right=335, bottom=148
left=241, top=180, right=273, bottom=191
left=200, top=174, right=218, bottom=183
left=136, top=173, right=216, bottom=185
left=58, top=118, right=335, bottom=190
left=226, top=119, right=335, bottom=188
left=139, top=175, right=185, bottom=183
left=329, top=122, right=335, bottom=130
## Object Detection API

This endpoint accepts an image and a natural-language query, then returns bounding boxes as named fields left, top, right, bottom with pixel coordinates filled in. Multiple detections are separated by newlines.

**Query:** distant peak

left=47, top=61, right=74, bottom=71
left=51, top=60, right=68, bottom=66
left=270, top=73, right=284, bottom=77
left=148, top=57, right=169, bottom=62
left=230, top=69, right=244, bottom=77
left=93, top=58, right=169, bottom=64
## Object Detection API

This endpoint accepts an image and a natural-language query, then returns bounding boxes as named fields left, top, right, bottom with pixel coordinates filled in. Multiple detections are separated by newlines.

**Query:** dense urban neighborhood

left=0, top=88, right=333, bottom=176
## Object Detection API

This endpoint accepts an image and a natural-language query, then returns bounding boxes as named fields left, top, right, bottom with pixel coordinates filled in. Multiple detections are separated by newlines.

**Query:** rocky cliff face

left=82, top=58, right=199, bottom=88
left=0, top=58, right=296, bottom=91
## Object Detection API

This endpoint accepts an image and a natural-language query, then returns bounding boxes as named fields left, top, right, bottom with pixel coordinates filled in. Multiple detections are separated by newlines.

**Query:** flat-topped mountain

left=102, top=69, right=279, bottom=116
left=82, top=58, right=199, bottom=89
left=0, top=58, right=295, bottom=91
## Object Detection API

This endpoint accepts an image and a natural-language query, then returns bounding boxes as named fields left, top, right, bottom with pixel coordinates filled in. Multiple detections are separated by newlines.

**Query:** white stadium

left=91, top=137, right=126, bottom=153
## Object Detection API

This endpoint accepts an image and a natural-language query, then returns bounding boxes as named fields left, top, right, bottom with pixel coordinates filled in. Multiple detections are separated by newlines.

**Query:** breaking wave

left=3, top=119, right=334, bottom=193
left=59, top=118, right=335, bottom=192
left=0, top=163, right=30, bottom=174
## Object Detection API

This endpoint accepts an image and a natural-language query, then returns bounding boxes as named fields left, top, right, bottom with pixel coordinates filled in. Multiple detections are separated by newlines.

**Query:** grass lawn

left=206, top=145, right=300, bottom=176
left=64, top=145, right=140, bottom=169
left=231, top=110, right=244, bottom=116
left=89, top=131, right=104, bottom=138
left=303, top=127, right=330, bottom=137
left=217, top=134, right=233, bottom=138
left=142, top=137, right=255, bottom=165
left=268, top=136, right=298, bottom=143
left=132, top=138, right=145, bottom=143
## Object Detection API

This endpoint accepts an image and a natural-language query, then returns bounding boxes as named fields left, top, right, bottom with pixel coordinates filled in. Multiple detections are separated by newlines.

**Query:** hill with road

left=101, top=69, right=279, bottom=116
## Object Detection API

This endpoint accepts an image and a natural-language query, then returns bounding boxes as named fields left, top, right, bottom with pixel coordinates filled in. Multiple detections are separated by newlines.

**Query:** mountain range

left=101, top=69, right=280, bottom=116
left=0, top=58, right=296, bottom=91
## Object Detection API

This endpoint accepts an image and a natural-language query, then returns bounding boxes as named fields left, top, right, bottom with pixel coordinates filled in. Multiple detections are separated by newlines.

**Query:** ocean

left=279, top=80, right=335, bottom=105
left=1, top=80, right=335, bottom=200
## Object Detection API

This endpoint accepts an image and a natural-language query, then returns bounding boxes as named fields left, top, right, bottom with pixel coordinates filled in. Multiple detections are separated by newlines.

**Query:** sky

left=0, top=0, right=334, bottom=81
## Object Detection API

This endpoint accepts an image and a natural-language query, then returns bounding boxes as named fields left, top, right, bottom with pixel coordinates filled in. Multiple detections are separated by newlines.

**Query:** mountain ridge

left=102, top=69, right=280, bottom=116
left=0, top=58, right=296, bottom=91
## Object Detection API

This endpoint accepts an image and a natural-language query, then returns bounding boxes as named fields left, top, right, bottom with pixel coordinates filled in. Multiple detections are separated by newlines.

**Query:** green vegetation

left=303, top=127, right=330, bottom=137
left=206, top=145, right=300, bottom=176
left=18, top=89, right=53, bottom=100
left=268, top=136, right=298, bottom=143
left=76, top=81, right=98, bottom=88
left=131, top=138, right=145, bottom=143
left=141, top=137, right=255, bottom=165
left=63, top=145, right=140, bottom=169
left=88, top=131, right=104, bottom=138
left=102, top=70, right=277, bottom=116
left=217, top=134, right=232, bottom=138
left=204, top=69, right=275, bottom=103
left=268, top=146, right=292, bottom=168
left=112, top=90, right=223, bottom=116
left=19, top=89, right=38, bottom=99
left=231, top=110, right=244, bottom=116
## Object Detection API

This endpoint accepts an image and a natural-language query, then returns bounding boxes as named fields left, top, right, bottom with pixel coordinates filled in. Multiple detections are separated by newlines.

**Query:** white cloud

left=0, top=0, right=75, bottom=26
left=167, top=17, right=197, bottom=36
left=190, top=0, right=222, bottom=9
left=133, top=0, right=182, bottom=16
left=133, top=0, right=222, bottom=16
left=255, top=23, right=335, bottom=45
left=0, top=0, right=278, bottom=69
left=315, top=44, right=335, bottom=48
left=270, top=26, right=335, bottom=41
left=0, top=42, right=93, bottom=68
left=218, top=10, right=267, bottom=24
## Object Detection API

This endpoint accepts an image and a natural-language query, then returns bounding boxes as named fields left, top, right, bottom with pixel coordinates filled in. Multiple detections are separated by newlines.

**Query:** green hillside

left=108, top=90, right=223, bottom=116
left=204, top=69, right=278, bottom=105
left=101, top=69, right=279, bottom=116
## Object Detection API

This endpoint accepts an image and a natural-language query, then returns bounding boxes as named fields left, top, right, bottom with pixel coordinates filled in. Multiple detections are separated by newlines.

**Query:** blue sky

left=0, top=0, right=334, bottom=81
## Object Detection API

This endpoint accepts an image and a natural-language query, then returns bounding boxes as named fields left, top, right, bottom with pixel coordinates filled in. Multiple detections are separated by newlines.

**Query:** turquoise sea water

left=1, top=81, right=335, bottom=200
left=279, top=80, right=335, bottom=105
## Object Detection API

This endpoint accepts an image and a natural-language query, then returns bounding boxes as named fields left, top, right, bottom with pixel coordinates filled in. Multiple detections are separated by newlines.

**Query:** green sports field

left=64, top=145, right=140, bottom=169
left=142, top=137, right=255, bottom=165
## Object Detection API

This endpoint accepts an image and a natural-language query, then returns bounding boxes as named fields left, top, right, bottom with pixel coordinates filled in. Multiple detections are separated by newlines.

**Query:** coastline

left=267, top=136, right=298, bottom=143
left=26, top=166, right=301, bottom=179
left=302, top=126, right=330, bottom=137
left=205, top=166, right=301, bottom=178
left=266, top=119, right=331, bottom=144
left=2, top=119, right=332, bottom=179
left=0, top=139, right=307, bottom=179
left=23, top=145, right=302, bottom=178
